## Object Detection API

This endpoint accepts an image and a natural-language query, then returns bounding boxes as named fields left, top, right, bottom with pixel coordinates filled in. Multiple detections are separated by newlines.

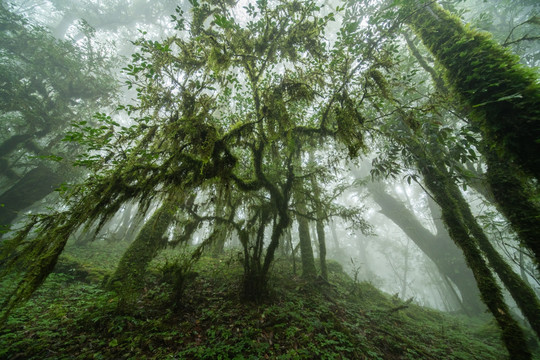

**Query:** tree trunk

left=294, top=184, right=317, bottom=279
left=369, top=183, right=484, bottom=314
left=417, top=151, right=531, bottom=360
left=484, top=148, right=540, bottom=269
left=106, top=199, right=176, bottom=304
left=315, top=220, right=327, bottom=280
left=402, top=0, right=540, bottom=181
left=311, top=175, right=328, bottom=280
left=329, top=220, right=340, bottom=249
left=211, top=186, right=228, bottom=256
left=404, top=23, right=540, bottom=270
left=444, top=163, right=540, bottom=340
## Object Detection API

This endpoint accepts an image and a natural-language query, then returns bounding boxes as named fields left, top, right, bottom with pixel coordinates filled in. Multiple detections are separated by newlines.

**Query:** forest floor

left=1, top=241, right=538, bottom=360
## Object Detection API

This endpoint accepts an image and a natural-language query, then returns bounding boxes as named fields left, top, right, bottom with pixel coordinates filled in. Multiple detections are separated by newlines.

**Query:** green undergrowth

left=1, top=243, right=537, bottom=360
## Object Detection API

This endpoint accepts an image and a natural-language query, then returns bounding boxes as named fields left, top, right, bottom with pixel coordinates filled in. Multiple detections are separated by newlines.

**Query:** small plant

left=160, top=256, right=198, bottom=308
left=349, top=257, right=362, bottom=296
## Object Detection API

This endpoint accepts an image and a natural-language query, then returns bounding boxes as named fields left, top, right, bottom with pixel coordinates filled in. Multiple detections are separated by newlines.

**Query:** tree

left=1, top=0, right=366, bottom=313
left=294, top=178, right=317, bottom=279
left=400, top=0, right=540, bottom=184
left=402, top=21, right=540, bottom=273
left=0, top=3, right=117, bottom=231
left=365, top=180, right=484, bottom=314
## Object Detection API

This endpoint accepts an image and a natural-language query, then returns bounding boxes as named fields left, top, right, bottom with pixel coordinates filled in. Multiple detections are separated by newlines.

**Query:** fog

left=1, top=0, right=539, bottom=346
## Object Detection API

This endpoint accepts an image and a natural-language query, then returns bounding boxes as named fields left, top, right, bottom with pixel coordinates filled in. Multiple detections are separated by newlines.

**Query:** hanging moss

left=402, top=0, right=540, bottom=181
left=367, top=67, right=390, bottom=98
left=207, top=46, right=231, bottom=72
left=334, top=92, right=366, bottom=157
left=0, top=214, right=75, bottom=322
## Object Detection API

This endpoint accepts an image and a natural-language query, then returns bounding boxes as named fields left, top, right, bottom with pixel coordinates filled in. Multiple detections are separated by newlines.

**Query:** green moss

left=410, top=137, right=532, bottom=360
left=106, top=199, right=177, bottom=305
left=0, top=252, right=517, bottom=359
left=402, top=0, right=540, bottom=180
left=484, top=149, right=540, bottom=269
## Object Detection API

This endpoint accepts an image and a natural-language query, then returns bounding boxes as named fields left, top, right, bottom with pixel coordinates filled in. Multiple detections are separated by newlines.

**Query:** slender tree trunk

left=296, top=216, right=316, bottom=279
left=484, top=148, right=540, bottom=269
left=311, top=175, right=328, bottom=280
left=443, top=164, right=540, bottom=340
left=294, top=183, right=317, bottom=279
left=417, top=152, right=531, bottom=360
left=369, top=183, right=484, bottom=314
left=315, top=220, right=327, bottom=280
left=211, top=186, right=228, bottom=256
left=329, top=220, right=340, bottom=249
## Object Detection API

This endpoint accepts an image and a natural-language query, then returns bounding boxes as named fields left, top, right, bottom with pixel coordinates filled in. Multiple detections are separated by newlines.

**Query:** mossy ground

left=1, top=242, right=538, bottom=359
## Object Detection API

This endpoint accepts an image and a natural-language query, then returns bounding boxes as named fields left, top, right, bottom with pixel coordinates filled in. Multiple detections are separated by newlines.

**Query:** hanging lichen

left=334, top=92, right=366, bottom=157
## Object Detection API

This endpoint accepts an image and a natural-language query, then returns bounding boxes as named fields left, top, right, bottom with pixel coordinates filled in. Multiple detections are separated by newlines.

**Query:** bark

left=211, top=186, right=228, bottom=256
left=311, top=176, right=328, bottom=280
left=404, top=22, right=540, bottom=269
left=444, top=164, right=540, bottom=340
left=315, top=220, right=327, bottom=280
left=417, top=151, right=531, bottom=360
left=484, top=148, right=540, bottom=269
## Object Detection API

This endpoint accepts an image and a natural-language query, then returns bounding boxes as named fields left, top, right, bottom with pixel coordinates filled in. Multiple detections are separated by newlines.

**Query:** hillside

left=0, top=242, right=536, bottom=360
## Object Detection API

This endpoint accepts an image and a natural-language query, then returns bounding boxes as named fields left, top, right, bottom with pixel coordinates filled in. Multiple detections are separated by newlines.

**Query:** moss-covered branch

left=401, top=0, right=540, bottom=181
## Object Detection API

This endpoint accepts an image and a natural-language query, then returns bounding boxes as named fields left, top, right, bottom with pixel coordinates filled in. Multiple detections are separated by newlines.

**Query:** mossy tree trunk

left=211, top=186, right=229, bottom=256
left=415, top=149, right=531, bottom=360
left=404, top=25, right=540, bottom=270
left=387, top=100, right=531, bottom=357
left=315, top=220, right=327, bottom=280
left=106, top=198, right=177, bottom=304
left=311, top=176, right=328, bottom=280
left=297, top=214, right=317, bottom=279
left=483, top=148, right=540, bottom=270
left=294, top=182, right=317, bottom=279
left=441, top=158, right=540, bottom=340
left=401, top=0, right=540, bottom=182
left=400, top=108, right=540, bottom=348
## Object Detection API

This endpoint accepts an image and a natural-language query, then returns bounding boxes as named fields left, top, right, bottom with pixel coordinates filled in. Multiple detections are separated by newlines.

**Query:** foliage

left=0, top=0, right=375, bottom=314
left=1, top=1, right=540, bottom=359
left=0, top=245, right=518, bottom=360
left=0, top=3, right=117, bottom=172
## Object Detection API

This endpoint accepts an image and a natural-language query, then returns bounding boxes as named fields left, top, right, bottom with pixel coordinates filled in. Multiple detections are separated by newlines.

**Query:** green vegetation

left=1, top=0, right=539, bottom=358
left=0, top=243, right=523, bottom=360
